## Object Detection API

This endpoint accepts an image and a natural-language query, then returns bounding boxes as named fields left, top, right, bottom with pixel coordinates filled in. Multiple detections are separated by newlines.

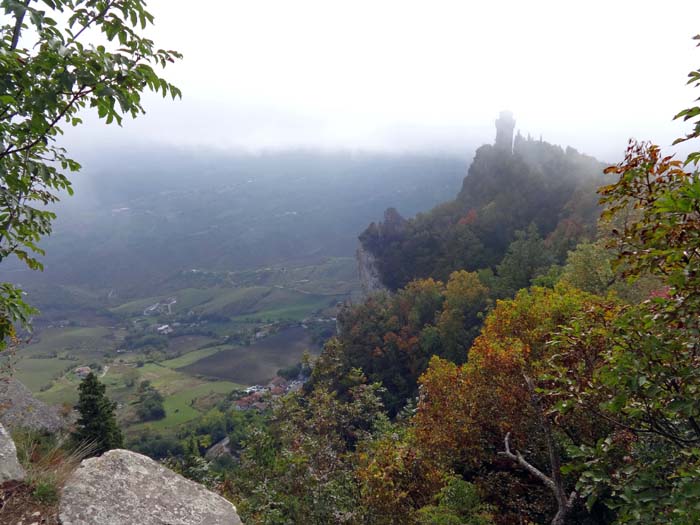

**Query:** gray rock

left=60, top=449, right=242, bottom=525
left=356, top=244, right=386, bottom=296
left=205, top=436, right=233, bottom=461
left=0, top=423, right=25, bottom=482
left=0, top=377, right=66, bottom=433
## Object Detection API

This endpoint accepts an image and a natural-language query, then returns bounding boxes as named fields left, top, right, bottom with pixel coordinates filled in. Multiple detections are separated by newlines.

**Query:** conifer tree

left=72, top=372, right=123, bottom=456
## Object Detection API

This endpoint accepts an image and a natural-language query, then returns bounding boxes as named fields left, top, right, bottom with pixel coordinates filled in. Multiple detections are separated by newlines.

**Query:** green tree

left=543, top=44, right=700, bottom=522
left=0, top=0, right=181, bottom=348
left=135, top=380, right=165, bottom=421
left=72, top=372, right=123, bottom=455
left=493, top=223, right=554, bottom=297
left=416, top=478, right=495, bottom=525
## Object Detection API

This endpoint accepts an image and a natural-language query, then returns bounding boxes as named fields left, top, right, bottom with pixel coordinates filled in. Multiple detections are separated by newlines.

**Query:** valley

left=5, top=151, right=463, bottom=438
left=10, top=257, right=357, bottom=436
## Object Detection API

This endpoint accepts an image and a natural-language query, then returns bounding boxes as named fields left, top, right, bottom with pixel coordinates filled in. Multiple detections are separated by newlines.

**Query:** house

left=235, top=391, right=266, bottom=410
left=74, top=366, right=92, bottom=379
left=156, top=324, right=173, bottom=335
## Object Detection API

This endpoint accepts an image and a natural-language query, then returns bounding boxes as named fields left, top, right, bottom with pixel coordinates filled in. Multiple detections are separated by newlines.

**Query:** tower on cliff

left=494, top=110, right=515, bottom=154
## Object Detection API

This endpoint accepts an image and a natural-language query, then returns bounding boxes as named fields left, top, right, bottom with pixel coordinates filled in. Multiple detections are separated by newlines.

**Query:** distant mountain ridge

left=9, top=150, right=466, bottom=305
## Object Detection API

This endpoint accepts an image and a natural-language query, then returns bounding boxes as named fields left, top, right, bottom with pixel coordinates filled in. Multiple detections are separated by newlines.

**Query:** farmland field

left=181, top=326, right=318, bottom=384
left=130, top=380, right=241, bottom=432
left=9, top=256, right=357, bottom=435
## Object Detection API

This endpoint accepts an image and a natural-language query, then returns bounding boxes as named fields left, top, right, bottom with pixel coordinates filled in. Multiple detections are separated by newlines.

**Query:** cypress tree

left=72, top=372, right=123, bottom=455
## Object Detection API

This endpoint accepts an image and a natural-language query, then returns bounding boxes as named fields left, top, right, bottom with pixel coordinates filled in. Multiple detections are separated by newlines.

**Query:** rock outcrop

left=356, top=244, right=385, bottom=296
left=0, top=423, right=25, bottom=482
left=60, top=449, right=242, bottom=525
left=205, top=436, right=233, bottom=461
left=0, top=377, right=66, bottom=433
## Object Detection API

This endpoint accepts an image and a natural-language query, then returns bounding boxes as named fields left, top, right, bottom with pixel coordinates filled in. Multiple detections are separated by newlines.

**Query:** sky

left=65, top=0, right=700, bottom=162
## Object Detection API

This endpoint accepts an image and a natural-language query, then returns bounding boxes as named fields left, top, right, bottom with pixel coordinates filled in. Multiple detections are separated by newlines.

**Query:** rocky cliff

left=356, top=244, right=386, bottom=295
left=0, top=377, right=66, bottom=432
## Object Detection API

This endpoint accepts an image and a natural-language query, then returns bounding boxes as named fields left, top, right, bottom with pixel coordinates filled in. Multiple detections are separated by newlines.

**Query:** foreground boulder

left=0, top=423, right=25, bottom=482
left=0, top=377, right=66, bottom=432
left=60, top=449, right=242, bottom=525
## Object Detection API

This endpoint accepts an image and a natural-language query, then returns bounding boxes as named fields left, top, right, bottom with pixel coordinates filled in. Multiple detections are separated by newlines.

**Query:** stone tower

left=494, top=110, right=515, bottom=154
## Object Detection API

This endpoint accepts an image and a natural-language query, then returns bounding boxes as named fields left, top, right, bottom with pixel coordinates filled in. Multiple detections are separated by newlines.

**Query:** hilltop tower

left=494, top=110, right=515, bottom=154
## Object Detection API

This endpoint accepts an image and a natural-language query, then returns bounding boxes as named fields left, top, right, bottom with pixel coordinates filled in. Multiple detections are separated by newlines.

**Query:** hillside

left=359, top=124, right=606, bottom=290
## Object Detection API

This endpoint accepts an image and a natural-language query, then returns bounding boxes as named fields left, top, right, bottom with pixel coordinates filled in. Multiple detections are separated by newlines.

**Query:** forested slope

left=359, top=134, right=606, bottom=290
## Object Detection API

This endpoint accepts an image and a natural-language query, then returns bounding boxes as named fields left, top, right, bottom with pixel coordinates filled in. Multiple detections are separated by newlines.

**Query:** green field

left=20, top=326, right=115, bottom=358
left=132, top=380, right=241, bottom=432
left=14, top=257, right=353, bottom=435
left=111, top=283, right=342, bottom=323
left=233, top=295, right=334, bottom=322
left=14, top=357, right=78, bottom=392
left=160, top=346, right=230, bottom=369
left=110, top=288, right=222, bottom=316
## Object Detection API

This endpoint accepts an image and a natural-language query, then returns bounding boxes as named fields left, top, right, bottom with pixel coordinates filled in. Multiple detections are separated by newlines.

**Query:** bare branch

left=499, top=432, right=556, bottom=492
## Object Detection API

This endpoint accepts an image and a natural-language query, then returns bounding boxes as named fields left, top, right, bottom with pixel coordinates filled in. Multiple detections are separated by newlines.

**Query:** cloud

left=60, top=0, right=700, bottom=159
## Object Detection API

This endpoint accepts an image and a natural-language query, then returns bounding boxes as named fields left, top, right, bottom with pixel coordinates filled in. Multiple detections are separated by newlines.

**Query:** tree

left=549, top=140, right=700, bottom=524
left=539, top=39, right=700, bottom=522
left=416, top=478, right=495, bottom=525
left=72, top=372, right=123, bottom=455
left=414, top=286, right=619, bottom=524
left=436, top=270, right=489, bottom=363
left=0, top=0, right=181, bottom=348
left=135, top=380, right=165, bottom=421
left=493, top=224, right=554, bottom=297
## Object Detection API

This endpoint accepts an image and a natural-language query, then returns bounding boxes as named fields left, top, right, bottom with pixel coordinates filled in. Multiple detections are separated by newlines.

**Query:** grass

left=196, top=286, right=271, bottom=316
left=110, top=288, right=224, bottom=316
left=227, top=257, right=360, bottom=295
left=233, top=295, right=334, bottom=322
left=34, top=379, right=80, bottom=406
left=20, top=326, right=114, bottom=359
left=166, top=335, right=218, bottom=355
left=14, top=357, right=77, bottom=392
left=130, top=380, right=241, bottom=432
left=12, top=430, right=96, bottom=511
left=160, top=346, right=230, bottom=369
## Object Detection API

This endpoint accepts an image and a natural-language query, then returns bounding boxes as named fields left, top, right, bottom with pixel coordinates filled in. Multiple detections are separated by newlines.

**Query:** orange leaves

left=413, top=286, right=612, bottom=472
left=356, top=429, right=446, bottom=522
left=414, top=356, right=478, bottom=466
left=457, top=208, right=478, bottom=226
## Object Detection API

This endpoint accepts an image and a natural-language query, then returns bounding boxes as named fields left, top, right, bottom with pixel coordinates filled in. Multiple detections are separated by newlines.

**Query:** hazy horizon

left=58, top=0, right=700, bottom=163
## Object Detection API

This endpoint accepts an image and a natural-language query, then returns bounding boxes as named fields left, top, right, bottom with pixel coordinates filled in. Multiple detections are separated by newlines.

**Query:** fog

left=62, top=0, right=700, bottom=162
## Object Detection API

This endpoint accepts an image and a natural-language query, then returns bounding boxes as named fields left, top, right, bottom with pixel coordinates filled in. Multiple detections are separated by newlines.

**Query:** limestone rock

left=0, top=377, right=66, bottom=433
left=205, top=436, right=233, bottom=461
left=60, top=449, right=242, bottom=525
left=356, top=244, right=386, bottom=296
left=0, top=423, right=25, bottom=482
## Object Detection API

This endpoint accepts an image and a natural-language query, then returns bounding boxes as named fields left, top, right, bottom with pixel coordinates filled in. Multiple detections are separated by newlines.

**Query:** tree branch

left=10, top=0, right=31, bottom=51
left=499, top=432, right=556, bottom=492
left=498, top=373, right=580, bottom=525
left=0, top=87, right=91, bottom=159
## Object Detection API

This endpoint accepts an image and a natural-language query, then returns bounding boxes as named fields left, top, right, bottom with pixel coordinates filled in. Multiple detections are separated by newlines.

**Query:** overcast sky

left=65, top=0, right=700, bottom=161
